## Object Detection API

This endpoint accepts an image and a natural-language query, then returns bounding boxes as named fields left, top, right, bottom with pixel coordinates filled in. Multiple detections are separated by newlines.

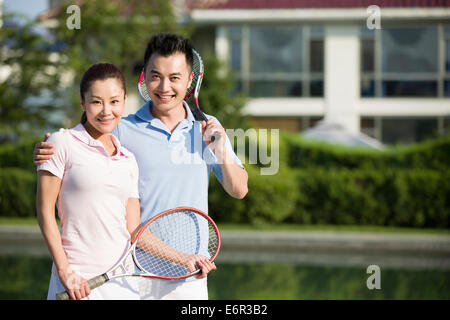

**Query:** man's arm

left=218, top=148, right=248, bottom=199
left=202, top=119, right=248, bottom=199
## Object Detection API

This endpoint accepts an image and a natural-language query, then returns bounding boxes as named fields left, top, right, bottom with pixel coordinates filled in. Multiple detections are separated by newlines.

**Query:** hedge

left=209, top=164, right=298, bottom=225
left=0, top=138, right=40, bottom=172
left=0, top=168, right=36, bottom=218
left=284, top=133, right=450, bottom=171
left=1, top=133, right=449, bottom=229
left=207, top=166, right=449, bottom=228
left=291, top=168, right=449, bottom=228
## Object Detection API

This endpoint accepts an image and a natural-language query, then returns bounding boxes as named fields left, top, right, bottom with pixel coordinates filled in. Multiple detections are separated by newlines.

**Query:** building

left=186, top=0, right=450, bottom=144
left=9, top=0, right=450, bottom=145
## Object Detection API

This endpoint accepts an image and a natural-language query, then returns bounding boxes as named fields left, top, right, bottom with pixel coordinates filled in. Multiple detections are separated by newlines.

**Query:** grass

left=0, top=217, right=39, bottom=225
left=217, top=223, right=450, bottom=235
left=0, top=217, right=448, bottom=235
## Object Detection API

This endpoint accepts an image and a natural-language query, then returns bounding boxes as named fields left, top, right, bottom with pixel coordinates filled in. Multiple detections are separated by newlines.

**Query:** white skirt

left=46, top=264, right=140, bottom=300
left=137, top=277, right=208, bottom=300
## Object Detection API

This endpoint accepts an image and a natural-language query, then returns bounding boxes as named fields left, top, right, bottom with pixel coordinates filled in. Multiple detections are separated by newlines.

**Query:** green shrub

left=0, top=168, right=36, bottom=218
left=243, top=164, right=297, bottom=225
left=209, top=164, right=297, bottom=225
left=285, top=134, right=450, bottom=171
left=0, top=138, right=39, bottom=172
left=1, top=132, right=448, bottom=229
left=392, top=169, right=449, bottom=228
left=292, top=168, right=449, bottom=228
left=208, top=176, right=246, bottom=224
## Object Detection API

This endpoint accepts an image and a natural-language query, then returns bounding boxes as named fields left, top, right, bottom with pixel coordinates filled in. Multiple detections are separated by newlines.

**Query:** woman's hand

left=57, top=267, right=91, bottom=300
left=182, top=254, right=217, bottom=279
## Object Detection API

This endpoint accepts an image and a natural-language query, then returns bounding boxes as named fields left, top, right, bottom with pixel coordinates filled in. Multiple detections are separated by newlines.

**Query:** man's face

left=145, top=52, right=193, bottom=113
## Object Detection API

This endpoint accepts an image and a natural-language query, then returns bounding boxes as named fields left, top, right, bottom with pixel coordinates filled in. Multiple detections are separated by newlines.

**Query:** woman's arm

left=125, top=197, right=141, bottom=241
left=36, top=171, right=90, bottom=300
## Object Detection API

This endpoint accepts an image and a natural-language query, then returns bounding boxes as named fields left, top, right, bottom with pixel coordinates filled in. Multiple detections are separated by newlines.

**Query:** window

left=382, top=118, right=439, bottom=144
left=445, top=25, right=450, bottom=97
left=360, top=28, right=375, bottom=97
left=361, top=117, right=446, bottom=145
left=228, top=25, right=324, bottom=98
left=360, top=25, right=449, bottom=97
left=360, top=117, right=378, bottom=140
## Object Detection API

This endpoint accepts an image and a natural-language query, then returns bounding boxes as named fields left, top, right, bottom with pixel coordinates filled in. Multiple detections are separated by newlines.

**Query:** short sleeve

left=36, top=129, right=68, bottom=179
left=205, top=116, right=245, bottom=182
left=128, top=155, right=140, bottom=199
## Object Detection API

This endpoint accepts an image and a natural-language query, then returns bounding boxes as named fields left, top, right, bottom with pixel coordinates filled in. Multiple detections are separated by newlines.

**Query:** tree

left=191, top=54, right=249, bottom=131
left=0, top=14, right=66, bottom=143
left=0, top=0, right=247, bottom=142
left=51, top=0, right=188, bottom=126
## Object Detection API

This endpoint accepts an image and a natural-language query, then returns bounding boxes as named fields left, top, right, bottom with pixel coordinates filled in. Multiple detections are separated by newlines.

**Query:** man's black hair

left=143, top=32, right=194, bottom=73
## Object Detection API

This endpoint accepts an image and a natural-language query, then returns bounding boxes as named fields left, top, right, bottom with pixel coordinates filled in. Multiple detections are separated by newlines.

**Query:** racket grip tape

left=55, top=274, right=109, bottom=300
left=192, top=108, right=221, bottom=142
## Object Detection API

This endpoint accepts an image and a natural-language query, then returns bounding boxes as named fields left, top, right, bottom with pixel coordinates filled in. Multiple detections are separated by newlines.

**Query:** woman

left=36, top=63, right=141, bottom=300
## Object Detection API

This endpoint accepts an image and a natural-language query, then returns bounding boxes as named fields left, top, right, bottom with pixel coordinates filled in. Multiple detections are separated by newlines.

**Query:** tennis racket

left=55, top=207, right=220, bottom=300
left=138, top=49, right=220, bottom=142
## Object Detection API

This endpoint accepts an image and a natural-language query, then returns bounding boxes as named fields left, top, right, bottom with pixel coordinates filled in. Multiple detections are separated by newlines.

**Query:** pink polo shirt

left=37, top=123, right=139, bottom=278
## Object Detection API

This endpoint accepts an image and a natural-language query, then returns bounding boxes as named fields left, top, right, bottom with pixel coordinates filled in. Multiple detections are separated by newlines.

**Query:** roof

left=38, top=0, right=450, bottom=21
left=187, top=0, right=450, bottom=10
left=302, top=121, right=385, bottom=150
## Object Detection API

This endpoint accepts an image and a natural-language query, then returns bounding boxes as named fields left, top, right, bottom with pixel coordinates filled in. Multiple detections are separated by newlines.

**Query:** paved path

left=1, top=225, right=449, bottom=269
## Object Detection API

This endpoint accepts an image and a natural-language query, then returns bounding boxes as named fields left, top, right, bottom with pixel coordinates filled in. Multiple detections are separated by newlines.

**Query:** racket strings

left=134, top=209, right=218, bottom=278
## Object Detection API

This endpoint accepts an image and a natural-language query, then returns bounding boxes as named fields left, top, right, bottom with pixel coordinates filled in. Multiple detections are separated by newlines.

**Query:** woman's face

left=81, top=78, right=125, bottom=138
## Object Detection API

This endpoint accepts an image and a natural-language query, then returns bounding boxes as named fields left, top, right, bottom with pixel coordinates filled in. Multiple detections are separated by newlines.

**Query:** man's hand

left=201, top=118, right=225, bottom=151
left=33, top=133, right=54, bottom=165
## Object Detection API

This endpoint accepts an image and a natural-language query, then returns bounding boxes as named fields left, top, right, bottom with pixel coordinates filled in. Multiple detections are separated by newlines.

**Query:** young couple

left=34, top=32, right=248, bottom=300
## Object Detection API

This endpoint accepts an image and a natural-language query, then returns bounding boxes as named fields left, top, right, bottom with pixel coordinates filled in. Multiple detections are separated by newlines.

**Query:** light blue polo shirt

left=112, top=101, right=244, bottom=223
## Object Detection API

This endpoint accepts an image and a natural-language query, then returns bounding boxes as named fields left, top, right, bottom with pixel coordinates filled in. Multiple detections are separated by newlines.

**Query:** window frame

left=228, top=24, right=324, bottom=98
left=360, top=23, right=450, bottom=98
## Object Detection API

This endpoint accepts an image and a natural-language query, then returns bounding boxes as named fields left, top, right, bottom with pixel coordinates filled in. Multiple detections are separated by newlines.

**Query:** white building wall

left=324, top=25, right=360, bottom=134
left=193, top=7, right=450, bottom=136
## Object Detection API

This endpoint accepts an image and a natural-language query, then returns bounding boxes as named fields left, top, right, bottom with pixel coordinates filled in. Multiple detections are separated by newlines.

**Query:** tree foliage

left=52, top=0, right=188, bottom=126
left=190, top=54, right=249, bottom=131
left=1, top=1, right=248, bottom=139
left=0, top=14, right=65, bottom=142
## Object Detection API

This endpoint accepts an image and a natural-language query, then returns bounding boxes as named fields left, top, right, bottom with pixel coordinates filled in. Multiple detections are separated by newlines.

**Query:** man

left=34, top=32, right=248, bottom=300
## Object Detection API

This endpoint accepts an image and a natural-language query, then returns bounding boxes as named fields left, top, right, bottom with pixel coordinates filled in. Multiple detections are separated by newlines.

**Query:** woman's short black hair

left=143, top=32, right=194, bottom=73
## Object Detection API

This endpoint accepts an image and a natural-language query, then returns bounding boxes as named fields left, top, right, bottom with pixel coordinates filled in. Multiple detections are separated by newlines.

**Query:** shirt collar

left=135, top=100, right=196, bottom=124
left=69, top=123, right=131, bottom=159
left=69, top=123, right=98, bottom=146
left=134, top=100, right=195, bottom=133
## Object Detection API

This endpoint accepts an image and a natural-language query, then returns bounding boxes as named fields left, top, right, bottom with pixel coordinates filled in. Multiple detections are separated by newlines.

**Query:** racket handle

left=55, top=291, right=71, bottom=300
left=192, top=108, right=221, bottom=142
left=55, top=274, right=109, bottom=300
left=211, top=132, right=220, bottom=142
left=87, top=274, right=109, bottom=290
left=189, top=269, right=202, bottom=277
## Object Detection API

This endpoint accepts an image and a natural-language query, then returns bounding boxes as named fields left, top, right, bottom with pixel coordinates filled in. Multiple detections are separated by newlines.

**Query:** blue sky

left=3, top=0, right=48, bottom=20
